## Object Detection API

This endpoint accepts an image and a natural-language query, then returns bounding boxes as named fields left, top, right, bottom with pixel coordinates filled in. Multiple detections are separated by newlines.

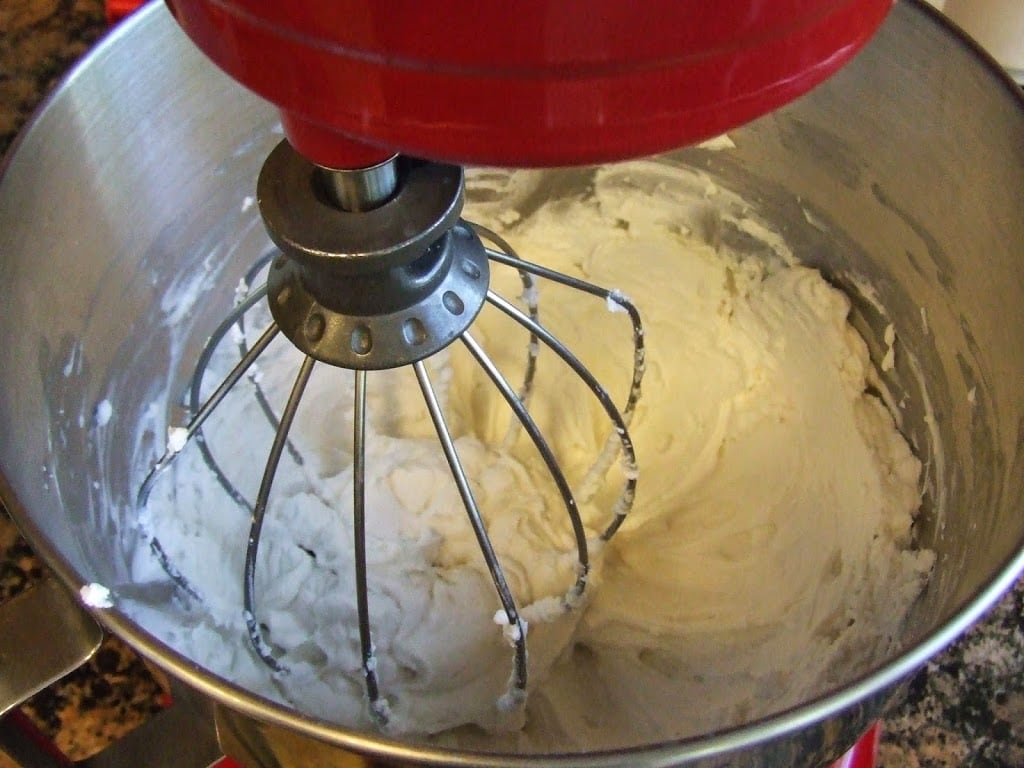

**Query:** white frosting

left=165, top=427, right=188, bottom=455
left=129, top=163, right=933, bottom=752
left=94, top=399, right=113, bottom=427
left=80, top=583, right=114, bottom=608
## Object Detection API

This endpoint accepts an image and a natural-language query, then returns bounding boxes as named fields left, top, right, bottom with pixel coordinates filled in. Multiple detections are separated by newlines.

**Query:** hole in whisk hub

left=351, top=325, right=373, bottom=355
left=402, top=318, right=428, bottom=346
left=443, top=291, right=465, bottom=315
left=266, top=224, right=490, bottom=369
left=305, top=312, right=326, bottom=342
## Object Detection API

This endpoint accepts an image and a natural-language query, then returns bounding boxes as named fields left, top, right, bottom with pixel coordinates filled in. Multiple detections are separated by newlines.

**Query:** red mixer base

left=1, top=699, right=880, bottom=768
left=209, top=723, right=881, bottom=768
left=834, top=723, right=882, bottom=768
left=104, top=0, right=142, bottom=24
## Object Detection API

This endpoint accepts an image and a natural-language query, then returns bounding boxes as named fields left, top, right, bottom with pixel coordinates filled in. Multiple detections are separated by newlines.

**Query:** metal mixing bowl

left=1, top=2, right=1022, bottom=766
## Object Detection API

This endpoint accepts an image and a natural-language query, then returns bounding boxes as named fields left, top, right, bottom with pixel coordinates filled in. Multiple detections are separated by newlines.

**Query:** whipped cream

left=127, top=161, right=933, bottom=752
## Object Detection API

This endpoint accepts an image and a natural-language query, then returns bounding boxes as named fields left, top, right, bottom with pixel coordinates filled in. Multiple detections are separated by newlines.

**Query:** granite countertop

left=1, top=1, right=1023, bottom=767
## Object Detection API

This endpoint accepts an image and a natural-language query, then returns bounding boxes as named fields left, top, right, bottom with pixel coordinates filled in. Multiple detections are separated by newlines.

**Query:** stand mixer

left=10, top=1, right=1024, bottom=767
left=128, top=0, right=893, bottom=734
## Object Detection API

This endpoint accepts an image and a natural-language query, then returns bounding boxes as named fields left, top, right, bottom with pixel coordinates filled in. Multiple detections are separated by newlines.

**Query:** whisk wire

left=476, top=223, right=645, bottom=514
left=137, top=318, right=281, bottom=603
left=352, top=369, right=389, bottom=725
left=484, top=291, right=639, bottom=541
left=501, top=266, right=540, bottom=450
left=242, top=354, right=316, bottom=673
left=232, top=258, right=306, bottom=470
left=460, top=331, right=589, bottom=608
left=412, top=360, right=529, bottom=709
left=136, top=308, right=277, bottom=510
left=185, top=283, right=270, bottom=513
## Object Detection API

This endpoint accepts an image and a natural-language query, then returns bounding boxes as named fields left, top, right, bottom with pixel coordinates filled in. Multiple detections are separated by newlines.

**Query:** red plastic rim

left=832, top=723, right=881, bottom=768
left=106, top=0, right=144, bottom=24
left=208, top=724, right=881, bottom=767
left=164, top=0, right=891, bottom=168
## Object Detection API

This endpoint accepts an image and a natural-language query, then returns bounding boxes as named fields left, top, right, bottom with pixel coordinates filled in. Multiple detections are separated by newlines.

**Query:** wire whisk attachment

left=137, top=143, right=645, bottom=728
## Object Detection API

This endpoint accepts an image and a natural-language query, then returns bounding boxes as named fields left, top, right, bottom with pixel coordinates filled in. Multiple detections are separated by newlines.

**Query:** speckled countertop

left=1, top=1, right=1023, bottom=767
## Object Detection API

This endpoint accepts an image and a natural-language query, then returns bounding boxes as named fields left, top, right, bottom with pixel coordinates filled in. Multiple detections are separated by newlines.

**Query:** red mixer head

left=164, top=0, right=890, bottom=169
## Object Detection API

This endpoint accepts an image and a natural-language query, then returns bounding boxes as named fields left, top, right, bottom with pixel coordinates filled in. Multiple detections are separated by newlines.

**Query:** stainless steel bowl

left=1, top=2, right=1023, bottom=766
